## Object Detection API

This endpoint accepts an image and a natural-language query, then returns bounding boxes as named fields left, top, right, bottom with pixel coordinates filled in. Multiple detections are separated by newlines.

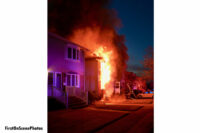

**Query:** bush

left=88, top=90, right=101, bottom=104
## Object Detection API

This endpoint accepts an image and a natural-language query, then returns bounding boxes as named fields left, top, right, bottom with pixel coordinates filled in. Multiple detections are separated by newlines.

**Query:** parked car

left=125, top=89, right=143, bottom=99
left=137, top=91, right=154, bottom=99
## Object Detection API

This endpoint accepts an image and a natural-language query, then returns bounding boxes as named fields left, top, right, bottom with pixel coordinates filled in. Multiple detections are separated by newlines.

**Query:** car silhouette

left=137, top=91, right=154, bottom=99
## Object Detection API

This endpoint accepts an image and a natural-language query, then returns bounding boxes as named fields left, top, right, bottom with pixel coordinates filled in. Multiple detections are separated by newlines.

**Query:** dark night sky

left=110, top=0, right=153, bottom=74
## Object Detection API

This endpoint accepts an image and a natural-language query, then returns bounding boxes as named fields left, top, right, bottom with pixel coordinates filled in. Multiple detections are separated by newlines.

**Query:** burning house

left=48, top=32, right=116, bottom=105
left=48, top=0, right=129, bottom=107
left=48, top=31, right=128, bottom=107
left=85, top=57, right=102, bottom=97
left=68, top=28, right=128, bottom=98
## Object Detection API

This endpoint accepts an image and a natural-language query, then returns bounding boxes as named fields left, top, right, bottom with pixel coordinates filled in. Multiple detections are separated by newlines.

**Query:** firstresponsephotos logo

left=5, top=126, right=43, bottom=131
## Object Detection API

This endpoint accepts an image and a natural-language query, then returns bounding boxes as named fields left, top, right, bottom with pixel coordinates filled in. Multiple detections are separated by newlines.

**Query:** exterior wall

left=85, top=58, right=101, bottom=95
left=48, top=33, right=85, bottom=98
left=48, top=34, right=85, bottom=75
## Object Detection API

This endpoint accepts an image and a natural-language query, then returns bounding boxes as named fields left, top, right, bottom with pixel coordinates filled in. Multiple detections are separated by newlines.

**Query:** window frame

left=48, top=72, right=54, bottom=86
left=66, top=45, right=80, bottom=61
left=68, top=47, right=72, bottom=59
left=65, top=73, right=80, bottom=88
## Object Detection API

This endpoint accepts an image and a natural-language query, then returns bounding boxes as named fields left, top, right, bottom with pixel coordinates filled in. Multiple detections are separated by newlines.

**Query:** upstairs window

left=67, top=46, right=80, bottom=61
left=73, top=48, right=76, bottom=59
left=68, top=47, right=72, bottom=58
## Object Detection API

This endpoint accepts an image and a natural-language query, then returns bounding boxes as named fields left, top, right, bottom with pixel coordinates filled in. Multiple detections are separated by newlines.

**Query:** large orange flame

left=68, top=27, right=120, bottom=97
left=94, top=47, right=112, bottom=90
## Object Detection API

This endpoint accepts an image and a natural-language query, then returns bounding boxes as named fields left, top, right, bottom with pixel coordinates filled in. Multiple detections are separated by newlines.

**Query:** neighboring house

left=48, top=32, right=89, bottom=104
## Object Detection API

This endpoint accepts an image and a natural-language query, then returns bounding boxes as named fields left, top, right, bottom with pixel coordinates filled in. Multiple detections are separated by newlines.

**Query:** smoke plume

left=49, top=0, right=129, bottom=96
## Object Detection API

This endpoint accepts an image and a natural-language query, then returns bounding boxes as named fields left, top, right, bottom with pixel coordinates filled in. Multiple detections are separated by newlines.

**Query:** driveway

left=48, top=100, right=153, bottom=133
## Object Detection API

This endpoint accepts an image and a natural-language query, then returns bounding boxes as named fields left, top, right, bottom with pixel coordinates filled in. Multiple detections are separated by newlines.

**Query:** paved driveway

left=48, top=101, right=153, bottom=133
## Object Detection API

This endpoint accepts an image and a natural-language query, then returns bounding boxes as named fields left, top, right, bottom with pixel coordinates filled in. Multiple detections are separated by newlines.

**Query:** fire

left=49, top=0, right=129, bottom=99
left=94, top=47, right=112, bottom=90
left=68, top=27, right=128, bottom=98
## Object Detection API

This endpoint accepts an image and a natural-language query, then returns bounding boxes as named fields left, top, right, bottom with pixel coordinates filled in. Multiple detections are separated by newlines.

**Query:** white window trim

left=66, top=45, right=80, bottom=61
left=65, top=73, right=80, bottom=88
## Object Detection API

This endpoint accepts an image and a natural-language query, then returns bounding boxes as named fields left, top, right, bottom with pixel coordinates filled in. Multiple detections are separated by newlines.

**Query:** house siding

left=48, top=33, right=85, bottom=98
left=85, top=58, right=101, bottom=95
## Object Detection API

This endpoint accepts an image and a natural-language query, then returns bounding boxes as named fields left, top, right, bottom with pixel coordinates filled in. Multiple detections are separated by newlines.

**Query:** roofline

left=85, top=57, right=103, bottom=60
left=48, top=32, right=89, bottom=51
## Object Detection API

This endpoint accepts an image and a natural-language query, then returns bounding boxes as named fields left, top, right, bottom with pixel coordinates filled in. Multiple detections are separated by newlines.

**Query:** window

left=68, top=47, right=72, bottom=58
left=72, top=75, right=75, bottom=86
left=67, top=46, right=80, bottom=61
left=65, top=73, right=80, bottom=87
left=73, top=48, right=76, bottom=59
left=48, top=72, right=54, bottom=86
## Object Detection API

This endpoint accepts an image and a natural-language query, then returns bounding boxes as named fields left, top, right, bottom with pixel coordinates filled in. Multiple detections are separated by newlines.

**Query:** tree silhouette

left=141, top=46, right=154, bottom=90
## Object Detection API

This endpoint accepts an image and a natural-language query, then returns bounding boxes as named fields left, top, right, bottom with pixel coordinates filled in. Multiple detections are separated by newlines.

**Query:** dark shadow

left=48, top=97, right=66, bottom=111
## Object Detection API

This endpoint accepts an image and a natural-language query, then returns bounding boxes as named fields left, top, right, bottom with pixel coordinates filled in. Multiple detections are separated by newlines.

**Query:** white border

left=1, top=0, right=200, bottom=133
left=155, top=0, right=200, bottom=133
left=0, top=0, right=47, bottom=132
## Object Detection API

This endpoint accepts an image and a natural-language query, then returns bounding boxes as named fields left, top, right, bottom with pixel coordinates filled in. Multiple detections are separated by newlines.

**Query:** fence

left=48, top=86, right=88, bottom=107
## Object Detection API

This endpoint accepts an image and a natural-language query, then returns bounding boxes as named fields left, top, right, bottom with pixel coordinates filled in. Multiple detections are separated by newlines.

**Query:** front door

left=56, top=73, right=62, bottom=89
